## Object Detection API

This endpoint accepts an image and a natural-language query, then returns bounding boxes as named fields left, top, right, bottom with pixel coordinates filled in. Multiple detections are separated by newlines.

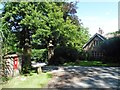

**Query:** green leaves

left=2, top=2, right=90, bottom=54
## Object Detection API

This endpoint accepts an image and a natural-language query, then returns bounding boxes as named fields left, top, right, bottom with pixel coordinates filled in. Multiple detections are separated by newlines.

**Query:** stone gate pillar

left=48, top=40, right=54, bottom=60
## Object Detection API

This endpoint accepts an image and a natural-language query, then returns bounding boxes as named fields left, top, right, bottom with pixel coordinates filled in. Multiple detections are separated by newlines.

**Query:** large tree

left=1, top=2, right=90, bottom=71
left=1, top=2, right=39, bottom=73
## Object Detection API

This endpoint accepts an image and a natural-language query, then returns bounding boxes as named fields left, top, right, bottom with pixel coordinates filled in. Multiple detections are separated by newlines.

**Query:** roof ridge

left=83, top=33, right=106, bottom=48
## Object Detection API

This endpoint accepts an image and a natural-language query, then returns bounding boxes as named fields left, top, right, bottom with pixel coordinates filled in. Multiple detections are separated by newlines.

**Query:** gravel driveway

left=43, top=66, right=120, bottom=89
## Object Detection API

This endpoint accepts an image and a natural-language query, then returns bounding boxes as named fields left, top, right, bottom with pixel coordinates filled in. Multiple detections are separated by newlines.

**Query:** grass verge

left=0, top=72, right=52, bottom=89
left=63, top=60, right=119, bottom=66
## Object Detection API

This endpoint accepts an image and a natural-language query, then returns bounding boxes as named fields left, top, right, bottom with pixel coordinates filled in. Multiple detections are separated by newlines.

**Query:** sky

left=118, top=1, right=120, bottom=30
left=76, top=1, right=118, bottom=36
left=0, top=1, right=119, bottom=36
left=0, top=4, right=3, bottom=13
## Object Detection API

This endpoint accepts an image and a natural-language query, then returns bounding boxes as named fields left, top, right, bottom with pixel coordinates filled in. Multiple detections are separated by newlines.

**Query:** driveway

left=43, top=66, right=120, bottom=89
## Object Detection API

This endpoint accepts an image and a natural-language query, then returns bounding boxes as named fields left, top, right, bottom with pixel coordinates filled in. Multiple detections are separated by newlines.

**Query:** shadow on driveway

left=43, top=66, right=120, bottom=89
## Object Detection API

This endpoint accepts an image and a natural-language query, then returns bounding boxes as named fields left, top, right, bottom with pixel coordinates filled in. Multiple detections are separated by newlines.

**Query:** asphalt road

left=43, top=66, right=120, bottom=89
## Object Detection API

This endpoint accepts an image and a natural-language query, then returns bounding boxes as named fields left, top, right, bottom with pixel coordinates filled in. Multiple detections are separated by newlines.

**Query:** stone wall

left=2, top=54, right=21, bottom=77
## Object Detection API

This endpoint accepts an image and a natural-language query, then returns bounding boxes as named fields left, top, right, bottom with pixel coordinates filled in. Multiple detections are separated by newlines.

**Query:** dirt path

left=43, top=66, right=120, bottom=89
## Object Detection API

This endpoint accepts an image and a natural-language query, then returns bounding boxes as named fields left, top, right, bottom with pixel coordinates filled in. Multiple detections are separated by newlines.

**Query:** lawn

left=0, top=73, right=52, bottom=89
left=63, top=60, right=119, bottom=66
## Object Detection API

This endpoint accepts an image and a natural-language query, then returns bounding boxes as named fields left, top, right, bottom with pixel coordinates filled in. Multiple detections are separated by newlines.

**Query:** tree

left=62, top=2, right=90, bottom=50
left=1, top=2, right=90, bottom=70
left=31, top=2, right=80, bottom=60
left=1, top=2, right=38, bottom=73
left=32, top=2, right=89, bottom=49
left=63, top=2, right=77, bottom=22
left=98, top=33, right=120, bottom=63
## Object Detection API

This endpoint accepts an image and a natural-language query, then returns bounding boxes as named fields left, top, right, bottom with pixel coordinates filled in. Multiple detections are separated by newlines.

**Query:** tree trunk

left=22, top=46, right=31, bottom=73
left=21, top=29, right=31, bottom=74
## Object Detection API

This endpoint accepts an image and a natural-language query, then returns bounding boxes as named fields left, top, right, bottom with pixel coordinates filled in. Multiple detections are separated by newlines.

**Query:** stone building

left=83, top=33, right=106, bottom=59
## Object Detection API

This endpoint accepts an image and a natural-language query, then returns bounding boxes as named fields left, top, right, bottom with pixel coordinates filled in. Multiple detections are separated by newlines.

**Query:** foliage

left=48, top=46, right=80, bottom=65
left=31, top=49, right=47, bottom=62
left=1, top=2, right=39, bottom=72
left=98, top=36, right=120, bottom=63
left=63, top=2, right=77, bottom=22
left=2, top=28, right=19, bottom=54
left=32, top=2, right=79, bottom=48
left=1, top=2, right=89, bottom=49
left=1, top=2, right=90, bottom=67
left=107, top=29, right=120, bottom=35
left=63, top=60, right=119, bottom=66
left=72, top=26, right=90, bottom=51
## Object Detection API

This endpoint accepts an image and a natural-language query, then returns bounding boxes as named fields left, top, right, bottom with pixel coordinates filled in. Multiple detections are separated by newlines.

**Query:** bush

left=79, top=51, right=91, bottom=60
left=98, top=36, right=120, bottom=63
left=31, top=49, right=47, bottom=62
left=48, top=46, right=80, bottom=65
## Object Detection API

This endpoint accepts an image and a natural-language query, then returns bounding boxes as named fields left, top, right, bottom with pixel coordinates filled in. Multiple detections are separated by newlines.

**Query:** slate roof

left=83, top=33, right=106, bottom=49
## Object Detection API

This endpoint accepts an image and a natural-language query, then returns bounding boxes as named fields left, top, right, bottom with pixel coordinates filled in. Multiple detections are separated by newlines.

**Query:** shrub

left=48, top=46, right=80, bottom=65
left=98, top=36, right=120, bottom=63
